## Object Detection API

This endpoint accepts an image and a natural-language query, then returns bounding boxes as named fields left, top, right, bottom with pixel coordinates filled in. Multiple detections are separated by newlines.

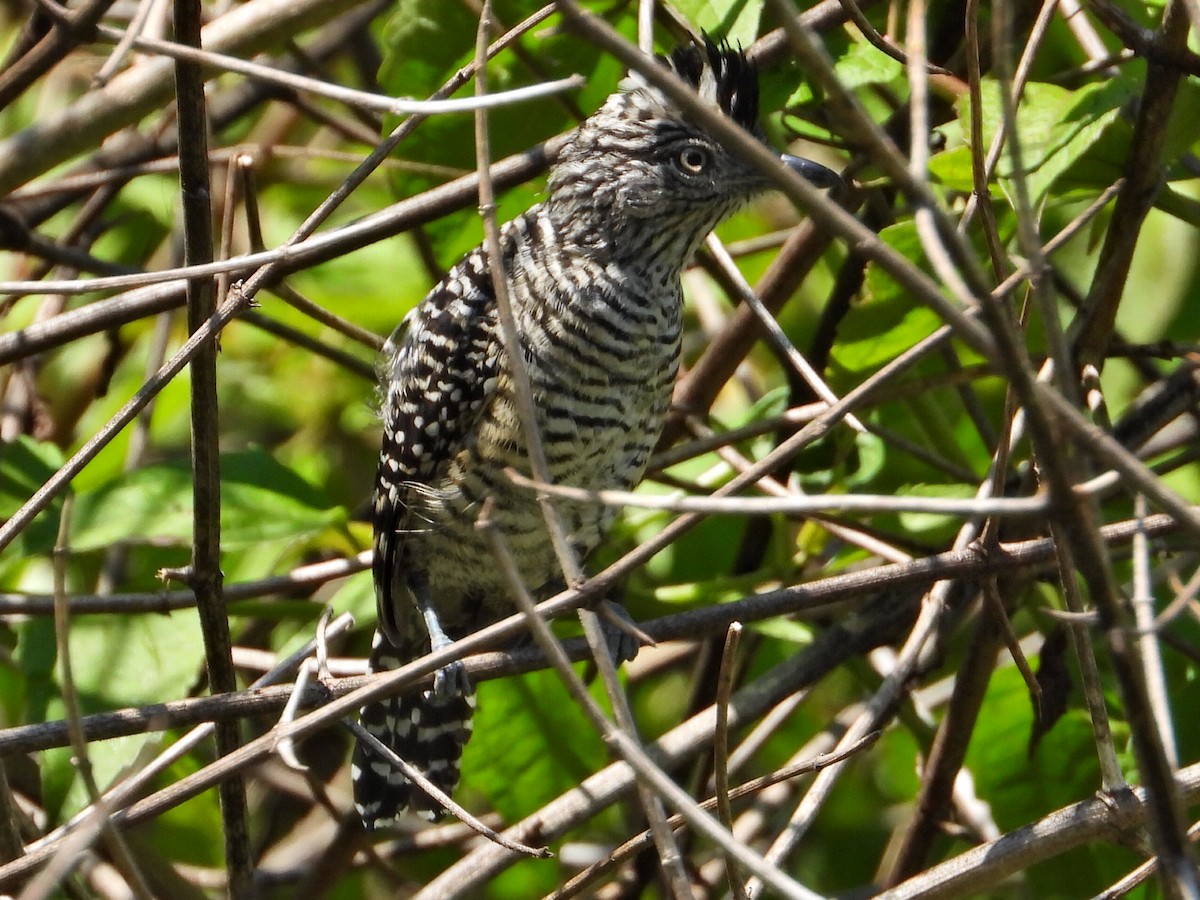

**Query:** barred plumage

left=353, top=37, right=838, bottom=829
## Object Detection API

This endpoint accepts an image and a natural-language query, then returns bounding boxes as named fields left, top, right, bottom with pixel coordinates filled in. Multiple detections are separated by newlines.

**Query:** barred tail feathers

left=352, top=631, right=476, bottom=827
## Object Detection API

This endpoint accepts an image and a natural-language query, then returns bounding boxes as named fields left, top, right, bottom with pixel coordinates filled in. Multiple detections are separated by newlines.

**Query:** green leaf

left=0, top=436, right=62, bottom=516
left=132, top=738, right=227, bottom=869
left=16, top=617, right=56, bottom=726
left=91, top=182, right=173, bottom=266
left=1156, top=185, right=1200, bottom=228
left=73, top=610, right=203, bottom=702
left=844, top=429, right=887, bottom=488
left=896, top=482, right=980, bottom=537
left=958, top=76, right=1135, bottom=204
left=787, top=40, right=904, bottom=107
left=462, top=668, right=608, bottom=821
left=666, top=0, right=763, bottom=47
left=378, top=0, right=479, bottom=102
left=794, top=429, right=888, bottom=493
left=69, top=449, right=345, bottom=550
left=651, top=574, right=759, bottom=608
left=0, top=436, right=64, bottom=560
left=927, top=144, right=980, bottom=193
left=967, top=665, right=1104, bottom=831
left=828, top=40, right=905, bottom=93
left=1154, top=75, right=1200, bottom=172
left=32, top=609, right=204, bottom=820
left=642, top=514, right=748, bottom=585
left=0, top=654, right=25, bottom=727
left=751, top=616, right=813, bottom=644
left=326, top=569, right=377, bottom=631
left=832, top=221, right=943, bottom=375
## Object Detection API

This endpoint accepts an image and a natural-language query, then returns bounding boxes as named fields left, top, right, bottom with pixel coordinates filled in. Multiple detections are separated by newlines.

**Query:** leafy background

left=1, top=0, right=1199, bottom=897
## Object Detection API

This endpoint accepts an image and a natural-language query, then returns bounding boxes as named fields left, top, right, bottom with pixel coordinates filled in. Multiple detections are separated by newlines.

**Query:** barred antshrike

left=353, top=37, right=837, bottom=828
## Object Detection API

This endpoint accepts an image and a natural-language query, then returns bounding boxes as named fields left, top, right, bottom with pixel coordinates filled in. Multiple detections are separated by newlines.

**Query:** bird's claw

left=598, top=601, right=644, bottom=666
left=430, top=659, right=471, bottom=704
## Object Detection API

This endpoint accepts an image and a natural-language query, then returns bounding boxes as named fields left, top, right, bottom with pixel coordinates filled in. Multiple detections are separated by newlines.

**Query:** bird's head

left=547, top=37, right=837, bottom=262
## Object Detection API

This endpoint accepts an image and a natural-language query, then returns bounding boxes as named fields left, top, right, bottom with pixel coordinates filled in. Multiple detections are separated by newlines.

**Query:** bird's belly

left=415, top=345, right=675, bottom=622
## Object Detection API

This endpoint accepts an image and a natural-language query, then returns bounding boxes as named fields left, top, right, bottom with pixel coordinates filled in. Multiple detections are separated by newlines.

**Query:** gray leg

left=411, top=578, right=471, bottom=703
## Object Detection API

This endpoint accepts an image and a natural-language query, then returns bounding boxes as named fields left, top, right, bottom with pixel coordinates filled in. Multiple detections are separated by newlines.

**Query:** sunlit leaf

left=463, top=668, right=608, bottom=821
left=957, top=76, right=1135, bottom=203
left=666, top=0, right=763, bottom=47
left=29, top=609, right=204, bottom=820
left=832, top=221, right=945, bottom=376
left=788, top=40, right=905, bottom=107
left=69, top=449, right=345, bottom=550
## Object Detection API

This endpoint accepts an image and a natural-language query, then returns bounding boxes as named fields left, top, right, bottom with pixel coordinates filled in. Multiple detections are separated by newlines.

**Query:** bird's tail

left=352, top=631, right=475, bottom=827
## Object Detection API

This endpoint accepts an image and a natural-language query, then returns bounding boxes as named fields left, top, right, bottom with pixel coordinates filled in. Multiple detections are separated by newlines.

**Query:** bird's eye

left=675, top=145, right=711, bottom=175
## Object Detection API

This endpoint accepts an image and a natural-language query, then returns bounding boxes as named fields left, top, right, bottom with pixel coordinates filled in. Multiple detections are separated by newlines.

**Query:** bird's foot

left=429, top=659, right=471, bottom=704
left=598, top=600, right=651, bottom=666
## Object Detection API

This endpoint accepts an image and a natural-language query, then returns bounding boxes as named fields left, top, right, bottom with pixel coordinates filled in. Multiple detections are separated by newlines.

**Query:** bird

left=352, top=35, right=839, bottom=829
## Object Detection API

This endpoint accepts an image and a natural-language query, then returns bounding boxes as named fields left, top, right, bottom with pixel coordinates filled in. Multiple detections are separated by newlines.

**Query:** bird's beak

left=782, top=154, right=842, bottom=189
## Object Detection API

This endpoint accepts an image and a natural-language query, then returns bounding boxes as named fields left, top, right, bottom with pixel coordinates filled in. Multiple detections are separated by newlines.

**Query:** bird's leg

left=412, top=581, right=471, bottom=703
left=596, top=600, right=650, bottom=666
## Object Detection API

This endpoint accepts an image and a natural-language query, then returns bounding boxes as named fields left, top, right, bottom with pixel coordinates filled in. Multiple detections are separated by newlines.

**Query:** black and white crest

left=660, top=37, right=760, bottom=132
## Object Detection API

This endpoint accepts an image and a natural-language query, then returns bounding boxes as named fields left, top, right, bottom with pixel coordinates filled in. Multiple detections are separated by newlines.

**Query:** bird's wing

left=372, top=247, right=503, bottom=646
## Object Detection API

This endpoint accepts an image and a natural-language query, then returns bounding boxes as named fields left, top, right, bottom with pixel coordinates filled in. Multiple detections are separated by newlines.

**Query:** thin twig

left=1089, top=822, right=1200, bottom=900
left=703, top=234, right=865, bottom=432
left=1133, top=493, right=1179, bottom=767
left=1053, top=528, right=1127, bottom=792
left=91, top=21, right=584, bottom=117
left=472, top=1, right=580, bottom=584
left=959, top=0, right=1007, bottom=274
left=883, top=610, right=1004, bottom=884
left=172, top=0, right=252, bottom=892
left=0, top=762, right=21, bottom=864
left=832, top=0, right=953, bottom=75
left=993, top=0, right=1070, bottom=399
left=93, top=0, right=163, bottom=85
left=1036, top=383, right=1200, bottom=542
left=0, top=551, right=370, bottom=616
left=506, top=469, right=1049, bottom=516
left=715, top=623, right=748, bottom=900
